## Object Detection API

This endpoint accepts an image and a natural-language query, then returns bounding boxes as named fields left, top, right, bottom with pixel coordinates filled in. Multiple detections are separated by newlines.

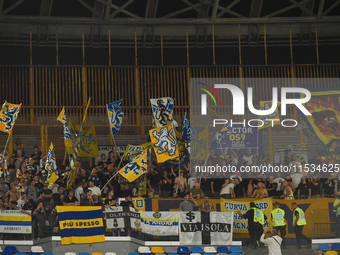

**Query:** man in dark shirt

left=120, top=195, right=135, bottom=208
left=40, top=181, right=53, bottom=214
left=31, top=145, right=43, bottom=166
left=63, top=190, right=78, bottom=206
left=52, top=186, right=65, bottom=207
left=233, top=178, right=245, bottom=198
left=310, top=176, right=321, bottom=197
left=297, top=177, right=311, bottom=199
left=147, top=169, right=161, bottom=198
left=323, top=178, right=335, bottom=197
left=237, top=202, right=267, bottom=250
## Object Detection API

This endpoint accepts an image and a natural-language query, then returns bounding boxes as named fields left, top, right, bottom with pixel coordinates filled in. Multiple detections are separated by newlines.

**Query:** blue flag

left=107, top=99, right=124, bottom=136
left=182, top=112, right=196, bottom=139
left=210, top=123, right=232, bottom=149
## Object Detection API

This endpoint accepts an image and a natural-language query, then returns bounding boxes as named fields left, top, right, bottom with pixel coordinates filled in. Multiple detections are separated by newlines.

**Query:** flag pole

left=100, top=169, right=119, bottom=192
left=3, top=133, right=11, bottom=157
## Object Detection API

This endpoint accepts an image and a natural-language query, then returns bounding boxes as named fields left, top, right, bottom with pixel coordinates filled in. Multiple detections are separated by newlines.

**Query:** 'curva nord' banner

left=221, top=198, right=272, bottom=234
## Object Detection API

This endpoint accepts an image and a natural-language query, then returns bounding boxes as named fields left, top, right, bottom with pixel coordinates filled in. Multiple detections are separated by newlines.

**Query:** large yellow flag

left=0, top=101, right=22, bottom=134
left=119, top=149, right=148, bottom=182
left=149, top=124, right=179, bottom=163
left=190, top=126, right=210, bottom=160
left=66, top=121, right=98, bottom=158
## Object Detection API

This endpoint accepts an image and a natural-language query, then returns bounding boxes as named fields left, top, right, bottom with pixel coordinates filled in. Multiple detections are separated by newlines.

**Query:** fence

left=0, top=64, right=339, bottom=157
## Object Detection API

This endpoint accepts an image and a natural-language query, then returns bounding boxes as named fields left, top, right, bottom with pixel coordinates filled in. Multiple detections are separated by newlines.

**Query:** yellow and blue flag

left=57, top=107, right=73, bottom=147
left=210, top=123, right=232, bottom=149
left=182, top=112, right=196, bottom=138
left=119, top=149, right=148, bottom=182
left=149, top=124, right=179, bottom=163
left=259, top=101, right=281, bottom=129
left=0, top=101, right=22, bottom=134
left=190, top=126, right=210, bottom=160
left=67, top=98, right=91, bottom=188
left=57, top=206, right=105, bottom=245
left=66, top=121, right=98, bottom=158
left=0, top=210, right=32, bottom=233
left=107, top=99, right=124, bottom=136
left=122, top=142, right=152, bottom=158
left=299, top=89, right=340, bottom=147
left=46, top=143, right=58, bottom=185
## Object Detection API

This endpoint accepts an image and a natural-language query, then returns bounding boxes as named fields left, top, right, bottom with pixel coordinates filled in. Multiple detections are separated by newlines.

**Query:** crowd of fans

left=0, top=138, right=338, bottom=239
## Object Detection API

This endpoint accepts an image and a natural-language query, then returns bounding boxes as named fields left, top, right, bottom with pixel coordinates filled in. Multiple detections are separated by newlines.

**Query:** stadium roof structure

left=0, top=0, right=340, bottom=48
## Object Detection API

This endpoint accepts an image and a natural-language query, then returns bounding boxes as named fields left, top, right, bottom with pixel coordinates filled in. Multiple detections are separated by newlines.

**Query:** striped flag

left=0, top=210, right=32, bottom=233
left=57, top=206, right=105, bottom=245
left=46, top=143, right=58, bottom=185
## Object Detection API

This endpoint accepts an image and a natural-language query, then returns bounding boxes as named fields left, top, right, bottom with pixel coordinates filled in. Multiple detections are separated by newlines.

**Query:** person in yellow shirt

left=291, top=202, right=311, bottom=249
left=271, top=202, right=287, bottom=249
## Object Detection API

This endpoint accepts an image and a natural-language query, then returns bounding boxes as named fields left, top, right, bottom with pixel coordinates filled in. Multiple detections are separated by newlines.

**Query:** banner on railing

left=179, top=212, right=233, bottom=245
left=0, top=210, right=31, bottom=234
left=140, top=211, right=179, bottom=236
left=105, top=206, right=141, bottom=229
left=221, top=198, right=272, bottom=234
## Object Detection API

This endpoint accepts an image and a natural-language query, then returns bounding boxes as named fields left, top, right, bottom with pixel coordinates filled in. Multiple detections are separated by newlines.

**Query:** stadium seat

left=203, top=247, right=217, bottom=254
left=332, top=244, right=340, bottom=251
left=319, top=244, right=331, bottom=252
left=216, top=247, right=229, bottom=253
left=325, top=251, right=338, bottom=255
left=128, top=253, right=139, bottom=255
left=163, top=247, right=178, bottom=254
left=42, top=253, right=54, bottom=255
left=167, top=254, right=178, bottom=255
left=151, top=247, right=165, bottom=253
left=3, top=252, right=14, bottom=255
left=92, top=253, right=103, bottom=255
left=79, top=253, right=90, bottom=255
left=177, top=247, right=190, bottom=254
left=230, top=247, right=243, bottom=253
left=139, top=247, right=152, bottom=254
left=31, top=246, right=44, bottom=253
left=216, top=253, right=228, bottom=255
left=15, top=253, right=27, bottom=255
left=191, top=253, right=201, bottom=255
left=153, top=253, right=165, bottom=255
left=230, top=253, right=242, bottom=255
left=5, top=246, right=18, bottom=253
left=203, top=253, right=215, bottom=255
left=104, top=253, right=117, bottom=255
left=191, top=247, right=204, bottom=253
left=65, top=253, right=77, bottom=255
left=28, top=253, right=41, bottom=255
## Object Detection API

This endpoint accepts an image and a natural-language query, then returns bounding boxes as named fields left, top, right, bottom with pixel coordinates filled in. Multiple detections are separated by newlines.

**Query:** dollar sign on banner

left=113, top=218, right=118, bottom=228
left=186, top=212, right=195, bottom=222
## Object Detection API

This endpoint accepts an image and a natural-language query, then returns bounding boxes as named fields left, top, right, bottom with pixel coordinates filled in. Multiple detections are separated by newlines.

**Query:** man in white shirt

left=88, top=180, right=101, bottom=202
left=74, top=181, right=84, bottom=205
left=260, top=229, right=282, bottom=255
left=274, top=172, right=285, bottom=196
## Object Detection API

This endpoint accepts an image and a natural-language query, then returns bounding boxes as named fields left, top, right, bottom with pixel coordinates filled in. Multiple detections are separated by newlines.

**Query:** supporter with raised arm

left=220, top=178, right=235, bottom=199
left=179, top=193, right=198, bottom=211
left=252, top=182, right=268, bottom=198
